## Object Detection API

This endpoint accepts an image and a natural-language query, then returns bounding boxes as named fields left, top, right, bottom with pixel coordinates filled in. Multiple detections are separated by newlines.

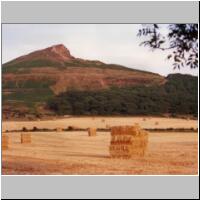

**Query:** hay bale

left=111, top=135, right=133, bottom=145
left=56, top=127, right=62, bottom=132
left=110, top=143, right=146, bottom=158
left=106, top=124, right=110, bottom=129
left=109, top=125, right=148, bottom=159
left=111, top=126, right=118, bottom=136
left=88, top=128, right=96, bottom=136
left=21, top=133, right=31, bottom=144
left=111, top=126, right=140, bottom=136
left=2, top=135, right=9, bottom=150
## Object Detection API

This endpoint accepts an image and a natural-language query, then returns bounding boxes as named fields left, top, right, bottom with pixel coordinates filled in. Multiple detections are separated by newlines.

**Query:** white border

left=0, top=23, right=199, bottom=177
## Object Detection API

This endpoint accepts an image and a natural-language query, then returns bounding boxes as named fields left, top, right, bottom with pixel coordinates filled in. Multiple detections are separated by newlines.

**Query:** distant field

left=2, top=116, right=198, bottom=131
left=2, top=117, right=198, bottom=175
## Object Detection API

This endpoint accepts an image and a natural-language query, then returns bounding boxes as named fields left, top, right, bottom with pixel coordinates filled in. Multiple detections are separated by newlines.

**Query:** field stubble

left=2, top=117, right=198, bottom=175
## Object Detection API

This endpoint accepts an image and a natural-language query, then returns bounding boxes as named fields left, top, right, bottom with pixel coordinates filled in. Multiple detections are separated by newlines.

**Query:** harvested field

left=2, top=135, right=9, bottom=150
left=21, top=133, right=31, bottom=144
left=2, top=116, right=198, bottom=132
left=56, top=127, right=63, bottom=132
left=2, top=117, right=198, bottom=175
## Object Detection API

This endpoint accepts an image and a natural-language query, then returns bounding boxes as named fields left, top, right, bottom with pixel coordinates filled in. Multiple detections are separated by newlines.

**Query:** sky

left=2, top=24, right=198, bottom=76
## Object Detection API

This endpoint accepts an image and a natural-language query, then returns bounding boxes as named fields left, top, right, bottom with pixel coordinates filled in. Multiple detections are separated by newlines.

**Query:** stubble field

left=2, top=116, right=198, bottom=175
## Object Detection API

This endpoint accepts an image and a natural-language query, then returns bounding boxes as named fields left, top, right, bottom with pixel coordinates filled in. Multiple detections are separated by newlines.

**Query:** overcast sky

left=2, top=24, right=198, bottom=76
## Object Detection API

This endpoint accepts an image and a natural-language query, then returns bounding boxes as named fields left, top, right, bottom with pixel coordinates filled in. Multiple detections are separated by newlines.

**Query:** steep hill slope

left=2, top=44, right=166, bottom=119
left=3, top=44, right=164, bottom=93
left=3, top=44, right=197, bottom=119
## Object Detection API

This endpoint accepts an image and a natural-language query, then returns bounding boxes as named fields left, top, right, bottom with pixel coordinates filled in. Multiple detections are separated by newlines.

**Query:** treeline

left=47, top=74, right=198, bottom=117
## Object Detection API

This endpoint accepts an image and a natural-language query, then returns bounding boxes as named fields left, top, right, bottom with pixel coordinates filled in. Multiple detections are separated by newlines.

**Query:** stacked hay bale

left=88, top=128, right=96, bottom=136
left=109, top=125, right=148, bottom=159
left=21, top=133, right=31, bottom=144
left=2, top=135, right=9, bottom=150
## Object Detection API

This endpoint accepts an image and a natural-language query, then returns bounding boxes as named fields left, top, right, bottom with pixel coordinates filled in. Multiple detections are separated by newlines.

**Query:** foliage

left=47, top=74, right=198, bottom=117
left=3, top=79, right=55, bottom=89
left=3, top=89, right=54, bottom=108
left=138, top=24, right=198, bottom=69
left=3, top=57, right=159, bottom=75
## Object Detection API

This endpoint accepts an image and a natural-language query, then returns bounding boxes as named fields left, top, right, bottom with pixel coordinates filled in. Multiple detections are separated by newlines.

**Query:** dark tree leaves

left=138, top=24, right=198, bottom=69
left=47, top=74, right=198, bottom=117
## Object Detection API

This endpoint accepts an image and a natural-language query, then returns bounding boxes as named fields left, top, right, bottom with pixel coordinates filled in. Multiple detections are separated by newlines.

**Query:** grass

left=2, top=88, right=54, bottom=108
left=3, top=78, right=55, bottom=112
left=2, top=59, right=63, bottom=73
left=3, top=58, right=160, bottom=76
left=3, top=79, right=55, bottom=89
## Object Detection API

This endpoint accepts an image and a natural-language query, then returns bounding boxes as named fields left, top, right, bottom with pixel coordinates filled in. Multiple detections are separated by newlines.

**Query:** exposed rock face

left=41, top=44, right=75, bottom=61
left=6, top=44, right=75, bottom=65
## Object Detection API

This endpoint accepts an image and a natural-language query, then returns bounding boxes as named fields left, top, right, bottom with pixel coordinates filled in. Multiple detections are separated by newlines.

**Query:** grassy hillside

left=3, top=57, right=159, bottom=75
left=2, top=57, right=164, bottom=119
left=2, top=59, right=63, bottom=73
left=2, top=78, right=55, bottom=118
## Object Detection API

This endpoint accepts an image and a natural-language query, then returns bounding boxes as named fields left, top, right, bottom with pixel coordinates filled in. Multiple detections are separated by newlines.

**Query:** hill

left=2, top=44, right=197, bottom=119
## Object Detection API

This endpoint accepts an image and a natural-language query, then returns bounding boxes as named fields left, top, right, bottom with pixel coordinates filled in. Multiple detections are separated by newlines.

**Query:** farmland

left=2, top=116, right=198, bottom=175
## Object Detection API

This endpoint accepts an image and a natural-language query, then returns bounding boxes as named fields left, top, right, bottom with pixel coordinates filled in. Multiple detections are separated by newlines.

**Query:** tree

left=138, top=24, right=198, bottom=69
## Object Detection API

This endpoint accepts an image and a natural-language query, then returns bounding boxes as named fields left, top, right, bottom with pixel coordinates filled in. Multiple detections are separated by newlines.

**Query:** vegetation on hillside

left=2, top=59, right=63, bottom=73
left=3, top=58, right=160, bottom=76
left=2, top=79, right=55, bottom=114
left=2, top=57, right=198, bottom=116
left=47, top=74, right=198, bottom=117
left=3, top=79, right=55, bottom=89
